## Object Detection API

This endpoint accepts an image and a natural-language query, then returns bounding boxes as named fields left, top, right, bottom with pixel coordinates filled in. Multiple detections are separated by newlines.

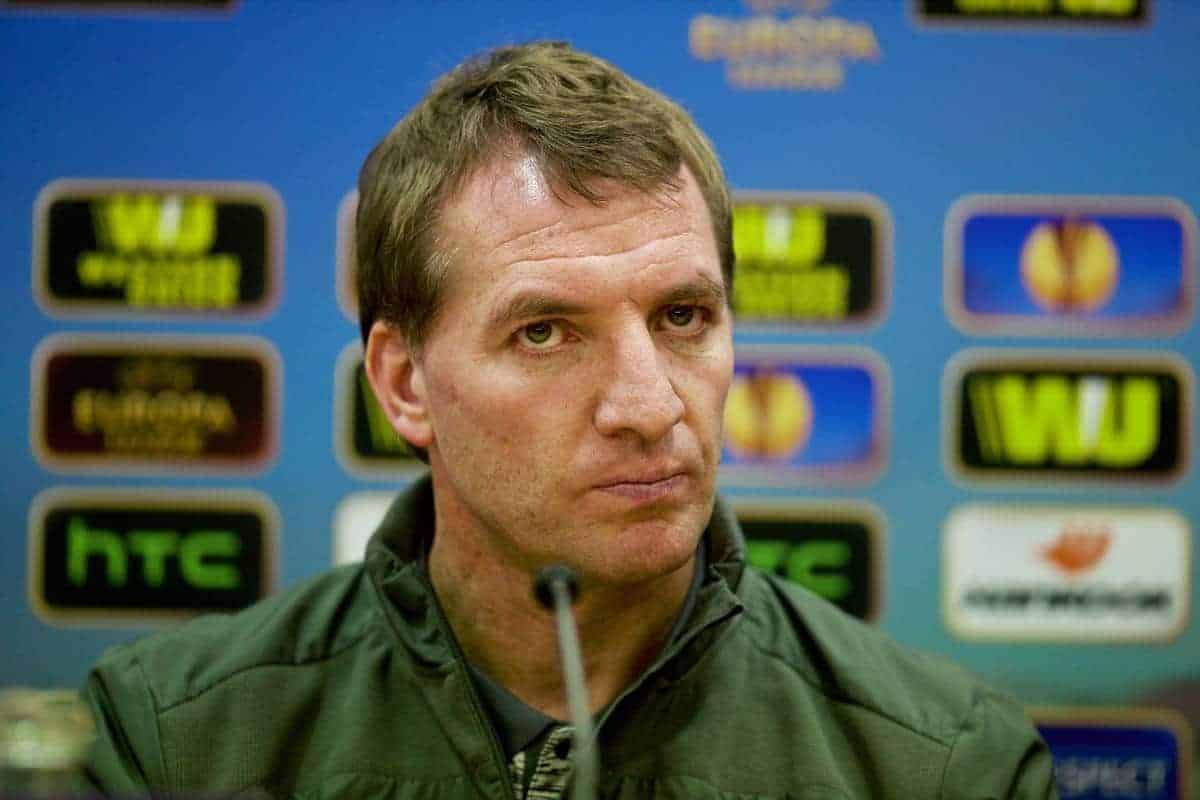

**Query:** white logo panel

left=943, top=505, right=1190, bottom=643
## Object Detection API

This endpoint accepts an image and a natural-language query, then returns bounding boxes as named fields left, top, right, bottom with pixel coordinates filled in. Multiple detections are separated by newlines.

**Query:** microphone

left=533, top=565, right=597, bottom=800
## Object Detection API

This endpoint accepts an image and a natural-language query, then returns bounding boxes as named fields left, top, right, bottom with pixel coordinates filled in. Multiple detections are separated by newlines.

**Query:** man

left=83, top=42, right=1056, bottom=798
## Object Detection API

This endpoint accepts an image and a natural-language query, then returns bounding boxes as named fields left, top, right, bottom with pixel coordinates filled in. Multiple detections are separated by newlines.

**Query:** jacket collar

left=364, top=474, right=747, bottom=672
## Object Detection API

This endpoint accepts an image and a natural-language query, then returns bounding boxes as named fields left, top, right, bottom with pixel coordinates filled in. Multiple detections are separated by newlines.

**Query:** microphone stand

left=534, top=565, right=597, bottom=800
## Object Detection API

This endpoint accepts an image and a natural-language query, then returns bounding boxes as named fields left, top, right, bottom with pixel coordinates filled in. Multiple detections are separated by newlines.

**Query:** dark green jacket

left=83, top=480, right=1056, bottom=798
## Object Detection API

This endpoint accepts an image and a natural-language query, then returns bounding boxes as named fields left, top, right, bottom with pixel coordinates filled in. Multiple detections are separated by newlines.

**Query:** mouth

left=593, top=470, right=690, bottom=504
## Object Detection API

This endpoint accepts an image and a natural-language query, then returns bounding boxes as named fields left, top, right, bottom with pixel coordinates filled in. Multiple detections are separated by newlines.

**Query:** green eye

left=523, top=322, right=554, bottom=345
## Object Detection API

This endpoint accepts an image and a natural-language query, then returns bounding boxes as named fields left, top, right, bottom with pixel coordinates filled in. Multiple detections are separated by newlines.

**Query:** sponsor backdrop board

left=3, top=2, right=1198, bottom=785
left=1034, top=708, right=1192, bottom=800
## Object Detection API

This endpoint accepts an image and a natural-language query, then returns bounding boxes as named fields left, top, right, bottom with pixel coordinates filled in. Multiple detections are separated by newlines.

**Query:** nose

left=593, top=326, right=684, bottom=442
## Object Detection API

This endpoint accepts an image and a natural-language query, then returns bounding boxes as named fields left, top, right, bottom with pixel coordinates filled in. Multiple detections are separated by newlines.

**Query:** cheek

left=681, top=348, right=733, bottom=412
left=681, top=353, right=734, bottom=453
left=430, top=368, right=553, bottom=460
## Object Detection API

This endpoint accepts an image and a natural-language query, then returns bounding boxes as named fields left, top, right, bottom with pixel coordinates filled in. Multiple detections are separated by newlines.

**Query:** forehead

left=435, top=154, right=716, bottom=296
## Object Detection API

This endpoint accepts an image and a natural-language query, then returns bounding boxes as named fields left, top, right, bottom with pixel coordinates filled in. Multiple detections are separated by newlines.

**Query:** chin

left=581, top=512, right=706, bottom=587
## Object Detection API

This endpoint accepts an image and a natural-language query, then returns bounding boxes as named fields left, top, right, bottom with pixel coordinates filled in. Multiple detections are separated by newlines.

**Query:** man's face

left=415, top=156, right=733, bottom=586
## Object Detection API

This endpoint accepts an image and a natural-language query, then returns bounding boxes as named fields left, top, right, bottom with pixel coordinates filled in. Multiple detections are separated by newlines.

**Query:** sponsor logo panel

left=943, top=504, right=1190, bottom=642
left=915, top=0, right=1149, bottom=25
left=32, top=334, right=279, bottom=474
left=732, top=193, right=890, bottom=329
left=688, top=1, right=884, bottom=91
left=944, top=349, right=1191, bottom=485
left=1033, top=708, right=1191, bottom=800
left=28, top=488, right=278, bottom=625
left=721, top=346, right=888, bottom=486
left=34, top=179, right=281, bottom=318
left=332, top=491, right=395, bottom=566
left=945, top=196, right=1194, bottom=336
left=333, top=342, right=425, bottom=478
left=734, top=500, right=885, bottom=621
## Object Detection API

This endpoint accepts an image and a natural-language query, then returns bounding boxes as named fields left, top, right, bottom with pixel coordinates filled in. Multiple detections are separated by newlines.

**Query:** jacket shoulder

left=738, top=568, right=1030, bottom=746
left=91, top=563, right=374, bottom=712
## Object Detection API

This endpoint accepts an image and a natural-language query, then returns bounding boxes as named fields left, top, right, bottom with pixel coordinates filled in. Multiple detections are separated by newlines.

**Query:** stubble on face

left=417, top=153, right=733, bottom=591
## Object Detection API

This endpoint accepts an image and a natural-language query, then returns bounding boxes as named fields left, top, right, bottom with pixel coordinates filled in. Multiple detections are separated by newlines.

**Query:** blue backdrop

left=3, top=0, right=1197, bottom=780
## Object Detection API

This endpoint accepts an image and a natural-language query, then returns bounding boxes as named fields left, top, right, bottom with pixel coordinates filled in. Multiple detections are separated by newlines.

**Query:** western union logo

left=93, top=194, right=217, bottom=255
left=916, top=0, right=1148, bottom=25
left=80, top=193, right=236, bottom=309
left=968, top=375, right=1158, bottom=467
left=35, top=179, right=280, bottom=317
left=948, top=351, right=1189, bottom=482
left=731, top=194, right=888, bottom=327
left=734, top=205, right=847, bottom=319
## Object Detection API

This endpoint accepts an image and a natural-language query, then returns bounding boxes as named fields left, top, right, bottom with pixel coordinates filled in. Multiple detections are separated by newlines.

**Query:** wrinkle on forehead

left=499, top=228, right=694, bottom=268
left=448, top=153, right=689, bottom=254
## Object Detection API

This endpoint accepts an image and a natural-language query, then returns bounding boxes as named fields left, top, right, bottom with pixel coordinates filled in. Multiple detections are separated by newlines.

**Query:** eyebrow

left=657, top=274, right=728, bottom=309
left=487, top=274, right=728, bottom=331
left=487, top=295, right=590, bottom=332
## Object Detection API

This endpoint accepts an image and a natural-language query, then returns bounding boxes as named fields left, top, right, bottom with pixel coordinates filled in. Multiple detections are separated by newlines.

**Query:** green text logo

left=747, top=538, right=852, bottom=601
left=738, top=509, right=881, bottom=621
left=67, top=516, right=241, bottom=590
left=31, top=492, right=274, bottom=623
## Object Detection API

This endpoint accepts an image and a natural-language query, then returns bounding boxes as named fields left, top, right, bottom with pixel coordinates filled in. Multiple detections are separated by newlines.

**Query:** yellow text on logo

left=968, top=374, right=1159, bottom=467
left=733, top=205, right=849, bottom=320
left=81, top=194, right=241, bottom=309
left=953, top=0, right=1137, bottom=14
left=72, top=388, right=236, bottom=456
left=688, top=12, right=881, bottom=90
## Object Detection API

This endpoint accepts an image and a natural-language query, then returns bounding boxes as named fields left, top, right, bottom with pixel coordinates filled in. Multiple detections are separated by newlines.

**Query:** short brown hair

left=355, top=40, right=733, bottom=348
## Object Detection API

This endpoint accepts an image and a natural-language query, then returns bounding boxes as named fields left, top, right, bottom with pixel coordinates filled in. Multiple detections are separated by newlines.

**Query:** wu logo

left=729, top=194, right=887, bottom=325
left=733, top=205, right=826, bottom=266
left=92, top=194, right=217, bottom=256
left=951, top=354, right=1188, bottom=482
left=967, top=374, right=1157, bottom=467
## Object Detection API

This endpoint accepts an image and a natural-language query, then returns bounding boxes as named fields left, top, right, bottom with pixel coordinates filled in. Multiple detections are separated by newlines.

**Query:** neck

left=427, top=512, right=696, bottom=720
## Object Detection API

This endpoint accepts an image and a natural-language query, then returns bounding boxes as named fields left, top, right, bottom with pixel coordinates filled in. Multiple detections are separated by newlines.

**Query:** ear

left=364, top=321, right=434, bottom=450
